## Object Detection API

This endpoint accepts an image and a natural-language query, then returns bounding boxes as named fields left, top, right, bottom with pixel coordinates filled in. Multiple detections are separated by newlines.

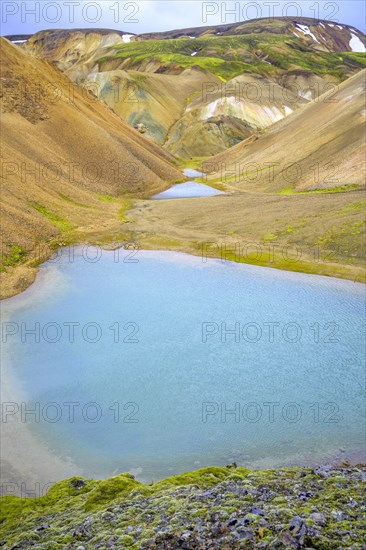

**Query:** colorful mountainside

left=17, top=18, right=366, bottom=156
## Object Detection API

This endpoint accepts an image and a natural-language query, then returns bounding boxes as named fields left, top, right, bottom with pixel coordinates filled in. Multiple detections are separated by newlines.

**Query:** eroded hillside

left=125, top=71, right=366, bottom=281
left=204, top=69, right=366, bottom=191
left=19, top=18, right=366, bottom=157
left=0, top=37, right=182, bottom=295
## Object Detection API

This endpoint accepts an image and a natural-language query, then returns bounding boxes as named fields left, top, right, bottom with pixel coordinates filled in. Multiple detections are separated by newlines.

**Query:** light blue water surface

left=2, top=249, right=365, bottom=481
left=152, top=168, right=225, bottom=199
left=152, top=182, right=226, bottom=200
left=182, top=168, right=205, bottom=178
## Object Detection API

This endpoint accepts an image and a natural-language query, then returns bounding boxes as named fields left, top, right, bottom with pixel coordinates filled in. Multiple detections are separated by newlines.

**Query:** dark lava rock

left=287, top=516, right=308, bottom=546
left=282, top=530, right=301, bottom=548
left=298, top=491, right=314, bottom=501
left=34, top=523, right=50, bottom=532
left=334, top=511, right=348, bottom=522
left=309, top=512, right=327, bottom=526
left=233, top=527, right=254, bottom=540
left=69, top=479, right=87, bottom=489
left=249, top=506, right=265, bottom=516
left=312, top=465, right=331, bottom=479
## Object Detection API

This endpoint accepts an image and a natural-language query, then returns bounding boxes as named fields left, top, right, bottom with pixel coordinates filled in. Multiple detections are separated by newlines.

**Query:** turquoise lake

left=2, top=249, right=365, bottom=482
left=152, top=182, right=226, bottom=199
left=152, top=168, right=225, bottom=199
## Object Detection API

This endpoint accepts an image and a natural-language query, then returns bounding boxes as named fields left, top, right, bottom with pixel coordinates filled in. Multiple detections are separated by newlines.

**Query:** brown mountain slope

left=0, top=37, right=182, bottom=292
left=204, top=69, right=366, bottom=191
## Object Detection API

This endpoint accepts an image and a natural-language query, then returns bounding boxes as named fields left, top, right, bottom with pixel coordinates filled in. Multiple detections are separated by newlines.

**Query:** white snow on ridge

left=336, top=25, right=343, bottom=30
left=349, top=33, right=366, bottom=52
left=319, top=23, right=326, bottom=29
left=191, top=51, right=197, bottom=56
left=122, top=34, right=134, bottom=43
left=299, top=90, right=313, bottom=100
left=295, top=24, right=319, bottom=43
left=13, top=39, right=27, bottom=44
left=188, top=36, right=196, bottom=39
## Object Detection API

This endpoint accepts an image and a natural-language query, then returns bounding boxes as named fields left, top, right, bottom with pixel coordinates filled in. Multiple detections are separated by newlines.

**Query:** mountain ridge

left=18, top=17, right=366, bottom=157
left=136, top=16, right=366, bottom=51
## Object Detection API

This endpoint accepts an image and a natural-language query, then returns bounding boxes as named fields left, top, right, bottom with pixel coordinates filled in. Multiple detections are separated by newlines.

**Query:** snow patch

left=299, top=90, right=313, bottom=100
left=349, top=33, right=366, bottom=52
left=188, top=36, right=196, bottom=39
left=284, top=106, right=293, bottom=116
left=12, top=39, right=27, bottom=44
left=296, top=23, right=319, bottom=43
left=191, top=51, right=197, bottom=56
left=336, top=25, right=343, bottom=30
left=319, top=23, right=326, bottom=29
left=122, top=34, right=134, bottom=43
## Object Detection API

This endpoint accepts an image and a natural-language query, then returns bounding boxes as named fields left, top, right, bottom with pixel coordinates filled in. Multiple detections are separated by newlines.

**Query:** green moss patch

left=98, top=35, right=366, bottom=81
left=29, top=202, right=74, bottom=231
left=1, top=244, right=26, bottom=268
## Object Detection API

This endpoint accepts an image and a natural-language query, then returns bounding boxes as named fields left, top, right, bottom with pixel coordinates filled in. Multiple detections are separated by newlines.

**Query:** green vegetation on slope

left=30, top=202, right=75, bottom=232
left=0, top=244, right=26, bottom=269
left=1, top=466, right=365, bottom=549
left=98, top=34, right=366, bottom=80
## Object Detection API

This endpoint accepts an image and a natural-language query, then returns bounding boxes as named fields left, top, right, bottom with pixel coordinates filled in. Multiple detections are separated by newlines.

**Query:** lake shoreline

left=1, top=236, right=365, bottom=301
left=1, top=272, right=84, bottom=493
left=1, top=248, right=365, bottom=495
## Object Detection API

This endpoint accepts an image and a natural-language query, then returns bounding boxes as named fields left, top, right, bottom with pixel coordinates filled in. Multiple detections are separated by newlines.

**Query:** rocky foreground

left=1, top=465, right=365, bottom=549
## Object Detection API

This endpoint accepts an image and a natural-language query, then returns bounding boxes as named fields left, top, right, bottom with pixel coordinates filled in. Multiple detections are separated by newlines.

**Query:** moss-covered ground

left=1, top=465, right=365, bottom=549
left=99, top=34, right=366, bottom=81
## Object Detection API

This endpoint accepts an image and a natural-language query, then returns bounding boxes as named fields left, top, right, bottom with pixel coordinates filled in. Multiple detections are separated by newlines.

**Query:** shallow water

left=2, top=249, right=365, bottom=482
left=183, top=168, right=205, bottom=178
left=152, top=181, right=226, bottom=199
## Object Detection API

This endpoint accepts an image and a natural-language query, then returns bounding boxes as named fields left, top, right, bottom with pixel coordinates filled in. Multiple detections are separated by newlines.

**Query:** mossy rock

left=84, top=473, right=141, bottom=510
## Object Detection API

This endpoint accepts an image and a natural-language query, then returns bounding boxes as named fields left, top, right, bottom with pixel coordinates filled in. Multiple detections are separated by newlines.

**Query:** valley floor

left=1, top=186, right=365, bottom=300
left=125, top=188, right=366, bottom=283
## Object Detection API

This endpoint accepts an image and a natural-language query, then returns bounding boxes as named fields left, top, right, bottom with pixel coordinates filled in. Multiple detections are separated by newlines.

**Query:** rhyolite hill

left=14, top=17, right=366, bottom=156
left=1, top=17, right=366, bottom=291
